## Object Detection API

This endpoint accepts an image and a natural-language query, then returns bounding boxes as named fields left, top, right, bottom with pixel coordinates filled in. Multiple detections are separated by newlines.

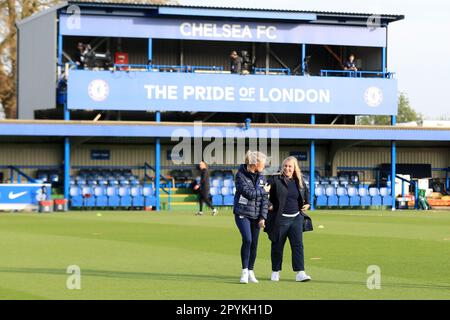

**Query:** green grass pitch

left=0, top=208, right=449, bottom=300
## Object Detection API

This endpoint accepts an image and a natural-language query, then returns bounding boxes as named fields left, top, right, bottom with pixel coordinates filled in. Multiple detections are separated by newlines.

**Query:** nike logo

left=8, top=191, right=28, bottom=200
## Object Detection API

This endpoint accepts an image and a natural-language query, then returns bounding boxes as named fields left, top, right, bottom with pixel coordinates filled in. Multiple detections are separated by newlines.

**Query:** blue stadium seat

left=119, top=179, right=130, bottom=186
left=108, top=179, right=119, bottom=186
left=118, top=186, right=132, bottom=207
left=212, top=195, right=223, bottom=206
left=369, top=188, right=382, bottom=206
left=210, top=187, right=220, bottom=196
left=337, top=186, right=349, bottom=206
left=325, top=185, right=338, bottom=206
left=382, top=195, right=393, bottom=206
left=348, top=186, right=360, bottom=206
left=212, top=172, right=224, bottom=179
left=93, top=186, right=107, bottom=207
left=340, top=180, right=349, bottom=188
left=358, top=187, right=370, bottom=206
left=224, top=174, right=234, bottom=180
left=327, top=196, right=338, bottom=207
left=223, top=195, right=234, bottom=206
left=221, top=187, right=232, bottom=196
left=143, top=185, right=155, bottom=207
left=338, top=176, right=347, bottom=184
left=49, top=173, right=59, bottom=183
left=106, top=186, right=120, bottom=207
left=223, top=179, right=233, bottom=188
left=380, top=187, right=392, bottom=205
left=315, top=185, right=327, bottom=206
left=80, top=186, right=95, bottom=207
left=70, top=186, right=83, bottom=207
left=97, top=179, right=108, bottom=186
left=37, top=172, right=48, bottom=182
left=350, top=195, right=361, bottom=206
left=211, top=179, right=222, bottom=188
left=131, top=186, right=144, bottom=207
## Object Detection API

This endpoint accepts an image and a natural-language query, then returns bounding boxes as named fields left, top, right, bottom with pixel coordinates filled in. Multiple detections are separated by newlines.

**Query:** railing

left=2, top=165, right=37, bottom=183
left=391, top=174, right=419, bottom=209
left=66, top=62, right=291, bottom=75
left=113, top=64, right=224, bottom=73
left=253, top=67, right=291, bottom=75
left=320, top=69, right=394, bottom=79
left=144, top=162, right=172, bottom=211
left=64, top=62, right=396, bottom=80
left=188, top=65, right=224, bottom=73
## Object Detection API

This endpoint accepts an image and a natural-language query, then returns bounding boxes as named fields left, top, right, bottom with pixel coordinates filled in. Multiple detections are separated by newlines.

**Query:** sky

left=180, top=0, right=450, bottom=119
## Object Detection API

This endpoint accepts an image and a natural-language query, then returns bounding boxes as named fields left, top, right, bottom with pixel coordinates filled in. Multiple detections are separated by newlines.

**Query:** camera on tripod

left=83, top=44, right=113, bottom=69
left=241, top=50, right=254, bottom=74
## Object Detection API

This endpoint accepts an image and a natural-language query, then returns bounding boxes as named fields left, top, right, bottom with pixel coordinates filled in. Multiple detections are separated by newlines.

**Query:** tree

left=0, top=0, right=176, bottom=119
left=1, top=0, right=60, bottom=119
left=357, top=92, right=422, bottom=125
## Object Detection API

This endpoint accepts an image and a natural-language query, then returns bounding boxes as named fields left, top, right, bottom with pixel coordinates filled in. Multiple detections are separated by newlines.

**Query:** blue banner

left=60, top=15, right=386, bottom=47
left=290, top=151, right=308, bottom=162
left=68, top=70, right=397, bottom=116
left=91, top=150, right=110, bottom=160
left=0, top=183, right=52, bottom=209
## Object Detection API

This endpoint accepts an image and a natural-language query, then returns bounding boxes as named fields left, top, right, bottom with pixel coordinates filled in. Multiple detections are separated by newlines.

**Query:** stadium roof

left=0, top=120, right=448, bottom=141
left=16, top=1, right=404, bottom=27
left=66, top=1, right=404, bottom=23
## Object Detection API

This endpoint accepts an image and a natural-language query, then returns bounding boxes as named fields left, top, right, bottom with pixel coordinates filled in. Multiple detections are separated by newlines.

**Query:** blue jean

left=234, top=214, right=260, bottom=270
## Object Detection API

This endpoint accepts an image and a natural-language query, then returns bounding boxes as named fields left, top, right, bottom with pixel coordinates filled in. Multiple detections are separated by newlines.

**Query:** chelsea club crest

left=88, top=79, right=110, bottom=102
left=364, top=86, right=383, bottom=107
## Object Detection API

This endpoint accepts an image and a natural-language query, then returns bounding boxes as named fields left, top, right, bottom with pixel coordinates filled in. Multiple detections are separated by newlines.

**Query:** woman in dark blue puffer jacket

left=233, top=151, right=269, bottom=284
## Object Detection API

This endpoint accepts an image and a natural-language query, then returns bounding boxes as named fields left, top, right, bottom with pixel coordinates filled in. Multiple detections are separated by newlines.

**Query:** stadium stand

left=4, top=3, right=449, bottom=213
left=69, top=169, right=155, bottom=209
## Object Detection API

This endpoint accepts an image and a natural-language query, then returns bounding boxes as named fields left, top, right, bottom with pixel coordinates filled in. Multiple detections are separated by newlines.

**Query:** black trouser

left=271, top=213, right=305, bottom=272
left=198, top=190, right=214, bottom=211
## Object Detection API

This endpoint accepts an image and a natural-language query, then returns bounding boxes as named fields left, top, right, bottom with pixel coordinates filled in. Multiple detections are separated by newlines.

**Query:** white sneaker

left=271, top=271, right=280, bottom=282
left=212, top=208, right=218, bottom=216
left=195, top=211, right=203, bottom=216
left=240, top=268, right=249, bottom=284
left=248, top=270, right=259, bottom=283
left=296, top=271, right=311, bottom=282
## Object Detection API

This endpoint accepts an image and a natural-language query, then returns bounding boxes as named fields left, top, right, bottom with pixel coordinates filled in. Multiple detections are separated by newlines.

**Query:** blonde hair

left=282, top=156, right=304, bottom=188
left=245, top=150, right=267, bottom=166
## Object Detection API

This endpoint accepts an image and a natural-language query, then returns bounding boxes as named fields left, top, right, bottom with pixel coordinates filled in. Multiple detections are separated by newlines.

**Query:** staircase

left=159, top=187, right=198, bottom=210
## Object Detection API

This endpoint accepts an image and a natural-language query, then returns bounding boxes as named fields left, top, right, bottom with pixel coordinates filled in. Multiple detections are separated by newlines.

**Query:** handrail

left=253, top=67, right=291, bottom=75
left=320, top=69, right=394, bottom=79
left=8, top=166, right=36, bottom=183
left=113, top=64, right=224, bottom=73
left=189, top=65, right=224, bottom=73
left=394, top=174, right=419, bottom=209
left=144, top=162, right=172, bottom=210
